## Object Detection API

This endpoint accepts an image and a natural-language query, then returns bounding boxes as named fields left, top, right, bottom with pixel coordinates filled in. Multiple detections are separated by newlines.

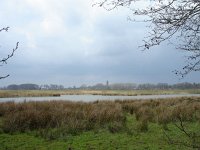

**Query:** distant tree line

left=78, top=82, right=200, bottom=90
left=1, top=84, right=64, bottom=90
left=136, top=83, right=200, bottom=90
left=40, top=84, right=64, bottom=90
left=1, top=82, right=200, bottom=90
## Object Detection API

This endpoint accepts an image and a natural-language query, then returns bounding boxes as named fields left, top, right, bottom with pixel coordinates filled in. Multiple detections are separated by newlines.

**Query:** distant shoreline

left=1, top=89, right=200, bottom=98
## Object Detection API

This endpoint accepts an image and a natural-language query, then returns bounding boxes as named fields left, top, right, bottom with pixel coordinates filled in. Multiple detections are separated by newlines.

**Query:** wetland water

left=0, top=94, right=200, bottom=102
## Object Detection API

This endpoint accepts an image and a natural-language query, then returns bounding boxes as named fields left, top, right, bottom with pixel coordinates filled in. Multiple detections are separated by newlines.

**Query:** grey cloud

left=0, top=0, right=199, bottom=87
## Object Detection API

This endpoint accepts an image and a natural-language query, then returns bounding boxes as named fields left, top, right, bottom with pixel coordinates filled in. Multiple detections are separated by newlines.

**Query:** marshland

left=1, top=89, right=200, bottom=98
left=0, top=92, right=200, bottom=149
left=1, top=0, right=200, bottom=149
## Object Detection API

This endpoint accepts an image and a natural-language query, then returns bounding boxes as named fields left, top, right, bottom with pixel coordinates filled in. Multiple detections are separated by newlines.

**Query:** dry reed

left=0, top=97, right=199, bottom=135
left=0, top=101, right=125, bottom=134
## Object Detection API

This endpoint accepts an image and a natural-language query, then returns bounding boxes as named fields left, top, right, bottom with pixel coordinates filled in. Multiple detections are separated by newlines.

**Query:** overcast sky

left=0, top=0, right=199, bottom=87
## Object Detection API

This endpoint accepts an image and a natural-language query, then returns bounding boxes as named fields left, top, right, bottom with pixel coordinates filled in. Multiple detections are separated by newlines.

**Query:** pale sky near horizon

left=0, top=0, right=199, bottom=87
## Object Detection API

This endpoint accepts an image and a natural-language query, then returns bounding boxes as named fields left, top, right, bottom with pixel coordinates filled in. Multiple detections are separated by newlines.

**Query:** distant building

left=106, top=80, right=109, bottom=86
left=106, top=80, right=109, bottom=89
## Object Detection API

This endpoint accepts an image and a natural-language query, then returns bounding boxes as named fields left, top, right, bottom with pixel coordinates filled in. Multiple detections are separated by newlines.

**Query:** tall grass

left=0, top=101, right=125, bottom=135
left=119, top=97, right=200, bottom=131
left=0, top=97, right=200, bottom=142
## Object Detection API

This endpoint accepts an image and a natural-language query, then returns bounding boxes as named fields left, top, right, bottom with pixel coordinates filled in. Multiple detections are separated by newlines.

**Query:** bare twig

left=163, top=117, right=200, bottom=149
left=0, top=75, right=9, bottom=80
left=0, top=27, right=9, bottom=32
left=0, top=42, right=19, bottom=64
left=0, top=27, right=19, bottom=79
left=96, top=0, right=200, bottom=76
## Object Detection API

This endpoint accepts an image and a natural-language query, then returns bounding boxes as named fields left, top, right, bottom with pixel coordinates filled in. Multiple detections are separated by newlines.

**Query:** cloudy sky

left=0, top=0, right=199, bottom=87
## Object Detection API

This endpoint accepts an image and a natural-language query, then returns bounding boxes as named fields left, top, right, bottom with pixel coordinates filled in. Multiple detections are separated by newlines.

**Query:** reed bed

left=0, top=97, right=199, bottom=139
left=119, top=97, right=200, bottom=131
left=118, top=97, right=200, bottom=148
left=0, top=101, right=125, bottom=135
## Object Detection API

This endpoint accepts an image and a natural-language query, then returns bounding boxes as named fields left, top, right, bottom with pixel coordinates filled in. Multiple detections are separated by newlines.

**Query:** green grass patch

left=0, top=133, right=68, bottom=150
left=0, top=115, right=195, bottom=150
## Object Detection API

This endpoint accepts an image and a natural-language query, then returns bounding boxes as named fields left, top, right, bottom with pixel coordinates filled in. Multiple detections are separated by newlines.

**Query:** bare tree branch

left=163, top=116, right=200, bottom=149
left=0, top=75, right=9, bottom=80
left=174, top=117, right=191, bottom=138
left=0, top=27, right=19, bottom=80
left=0, top=27, right=9, bottom=32
left=95, top=0, right=200, bottom=77
left=0, top=42, right=19, bottom=64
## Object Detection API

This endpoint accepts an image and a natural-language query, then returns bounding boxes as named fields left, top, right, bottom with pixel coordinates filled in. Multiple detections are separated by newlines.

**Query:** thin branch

left=174, top=117, right=191, bottom=138
left=0, top=27, right=19, bottom=79
left=96, top=0, right=200, bottom=76
left=0, top=27, right=9, bottom=32
left=0, top=75, right=9, bottom=80
left=0, top=42, right=19, bottom=64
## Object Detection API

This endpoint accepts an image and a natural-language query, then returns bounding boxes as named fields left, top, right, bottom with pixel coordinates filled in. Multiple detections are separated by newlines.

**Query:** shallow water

left=0, top=94, right=200, bottom=103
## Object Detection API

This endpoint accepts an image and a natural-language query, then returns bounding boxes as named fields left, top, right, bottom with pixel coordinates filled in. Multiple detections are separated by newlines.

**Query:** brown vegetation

left=120, top=97, right=200, bottom=126
left=1, top=97, right=200, bottom=133
left=0, top=97, right=200, bottom=146
left=1, top=89, right=200, bottom=98
left=0, top=101, right=125, bottom=134
left=119, top=97, right=200, bottom=148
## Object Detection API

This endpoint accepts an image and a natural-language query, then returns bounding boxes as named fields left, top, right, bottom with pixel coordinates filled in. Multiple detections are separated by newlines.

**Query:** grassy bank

left=0, top=122, right=192, bottom=150
left=0, top=97, right=200, bottom=149
left=0, top=89, right=200, bottom=98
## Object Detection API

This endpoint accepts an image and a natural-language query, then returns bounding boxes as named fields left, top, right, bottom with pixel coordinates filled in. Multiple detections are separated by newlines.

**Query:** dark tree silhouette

left=0, top=27, right=19, bottom=79
left=95, top=0, right=200, bottom=77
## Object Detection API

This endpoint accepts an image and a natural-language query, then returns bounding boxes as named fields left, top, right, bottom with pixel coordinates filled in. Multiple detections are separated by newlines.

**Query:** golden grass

left=0, top=97, right=199, bottom=134
left=119, top=97, right=200, bottom=127
left=0, top=101, right=125, bottom=133
left=0, top=89, right=200, bottom=98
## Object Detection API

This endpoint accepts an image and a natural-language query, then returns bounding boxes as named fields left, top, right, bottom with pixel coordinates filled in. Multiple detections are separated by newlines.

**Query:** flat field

left=0, top=89, right=200, bottom=98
